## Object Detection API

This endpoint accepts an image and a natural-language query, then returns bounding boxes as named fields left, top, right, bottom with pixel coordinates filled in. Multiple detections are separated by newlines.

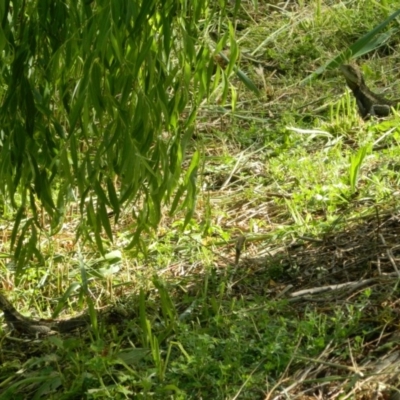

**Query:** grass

left=2, top=0, right=400, bottom=399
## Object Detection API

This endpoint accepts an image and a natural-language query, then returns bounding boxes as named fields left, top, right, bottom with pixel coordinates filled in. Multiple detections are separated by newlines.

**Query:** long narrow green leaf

left=52, top=282, right=82, bottom=318
left=305, top=9, right=400, bottom=80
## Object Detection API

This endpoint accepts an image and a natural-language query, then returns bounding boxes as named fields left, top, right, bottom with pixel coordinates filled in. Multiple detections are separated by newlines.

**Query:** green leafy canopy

left=0, top=0, right=240, bottom=264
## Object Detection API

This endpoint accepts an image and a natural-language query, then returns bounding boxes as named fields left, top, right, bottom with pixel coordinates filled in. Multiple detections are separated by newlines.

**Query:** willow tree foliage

left=0, top=0, right=240, bottom=270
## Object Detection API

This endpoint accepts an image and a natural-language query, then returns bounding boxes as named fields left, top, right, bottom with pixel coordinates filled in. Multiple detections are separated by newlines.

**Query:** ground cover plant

left=1, top=0, right=400, bottom=399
